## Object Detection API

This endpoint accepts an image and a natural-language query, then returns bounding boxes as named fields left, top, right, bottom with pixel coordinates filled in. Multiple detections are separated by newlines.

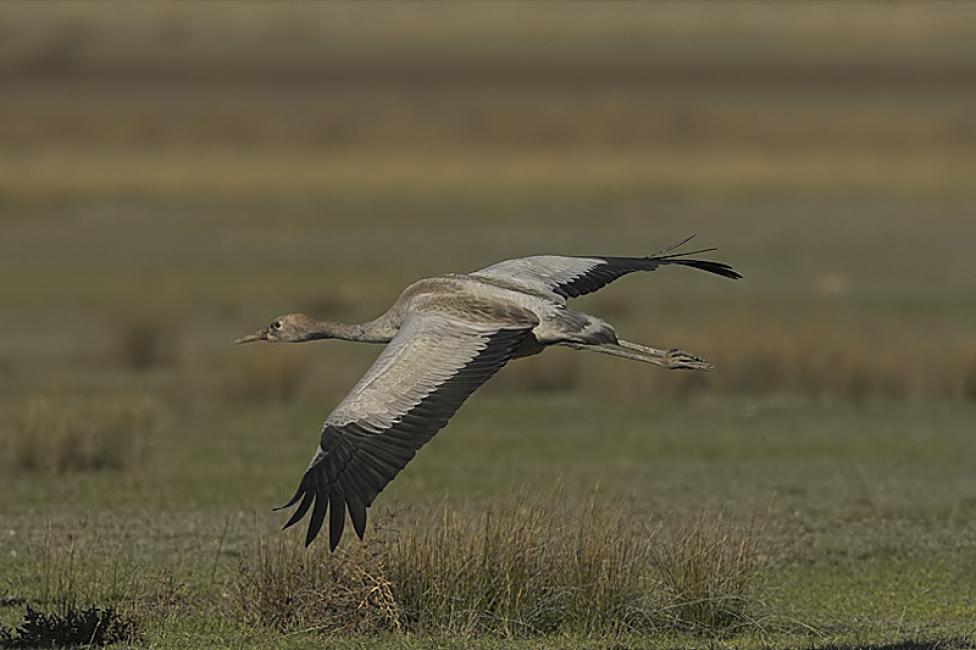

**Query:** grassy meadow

left=1, top=3, right=975, bottom=648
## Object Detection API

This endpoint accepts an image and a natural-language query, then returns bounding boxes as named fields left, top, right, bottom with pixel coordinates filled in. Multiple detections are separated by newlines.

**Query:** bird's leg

left=564, top=339, right=712, bottom=371
left=616, top=340, right=713, bottom=371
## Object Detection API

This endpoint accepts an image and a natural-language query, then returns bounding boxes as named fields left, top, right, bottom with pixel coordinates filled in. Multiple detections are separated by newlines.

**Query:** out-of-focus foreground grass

left=0, top=3, right=975, bottom=648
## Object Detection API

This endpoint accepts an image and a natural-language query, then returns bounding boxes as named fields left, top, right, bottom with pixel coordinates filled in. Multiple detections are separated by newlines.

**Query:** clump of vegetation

left=0, top=605, right=136, bottom=649
left=384, top=501, right=654, bottom=636
left=652, top=511, right=765, bottom=632
left=235, top=528, right=400, bottom=634
left=118, top=307, right=176, bottom=371
left=12, top=396, right=157, bottom=474
left=233, top=499, right=770, bottom=638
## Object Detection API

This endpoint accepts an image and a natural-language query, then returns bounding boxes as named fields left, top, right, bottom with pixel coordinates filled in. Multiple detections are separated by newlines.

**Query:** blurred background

left=1, top=2, right=974, bottom=406
left=3, top=1, right=976, bottom=498
left=1, top=2, right=975, bottom=642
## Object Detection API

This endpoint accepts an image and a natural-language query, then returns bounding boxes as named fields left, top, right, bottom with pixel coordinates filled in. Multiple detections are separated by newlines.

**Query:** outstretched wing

left=278, top=309, right=532, bottom=550
left=471, top=237, right=741, bottom=301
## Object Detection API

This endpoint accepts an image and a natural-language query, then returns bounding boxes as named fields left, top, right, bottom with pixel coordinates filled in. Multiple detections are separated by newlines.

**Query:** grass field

left=1, top=3, right=975, bottom=648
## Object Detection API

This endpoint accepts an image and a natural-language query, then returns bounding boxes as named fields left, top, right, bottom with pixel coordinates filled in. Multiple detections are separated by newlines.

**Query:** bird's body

left=346, top=273, right=616, bottom=348
left=236, top=239, right=741, bottom=550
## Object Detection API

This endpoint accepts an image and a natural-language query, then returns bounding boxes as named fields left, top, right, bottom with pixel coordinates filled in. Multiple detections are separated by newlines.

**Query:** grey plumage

left=237, top=239, right=740, bottom=550
left=473, top=249, right=740, bottom=301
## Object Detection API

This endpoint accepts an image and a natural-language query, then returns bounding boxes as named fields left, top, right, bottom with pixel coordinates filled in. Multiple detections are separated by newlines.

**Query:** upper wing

left=277, top=309, right=532, bottom=550
left=471, top=239, right=741, bottom=301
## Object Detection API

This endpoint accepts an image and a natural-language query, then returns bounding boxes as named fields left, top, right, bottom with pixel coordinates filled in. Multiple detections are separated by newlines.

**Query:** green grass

left=2, top=392, right=975, bottom=647
left=2, top=194, right=975, bottom=648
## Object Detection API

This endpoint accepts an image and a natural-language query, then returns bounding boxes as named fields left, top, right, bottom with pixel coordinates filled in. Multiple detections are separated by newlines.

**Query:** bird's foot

left=665, top=348, right=713, bottom=371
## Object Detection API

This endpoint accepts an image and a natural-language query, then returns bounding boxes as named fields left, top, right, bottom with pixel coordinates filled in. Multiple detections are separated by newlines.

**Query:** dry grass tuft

left=235, top=529, right=400, bottom=635
left=117, top=308, right=176, bottom=371
left=652, top=511, right=766, bottom=632
left=385, top=501, right=654, bottom=636
left=11, top=396, right=157, bottom=474
left=233, top=499, right=770, bottom=638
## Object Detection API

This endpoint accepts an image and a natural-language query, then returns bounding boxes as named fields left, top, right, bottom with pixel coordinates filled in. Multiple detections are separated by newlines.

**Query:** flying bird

left=235, top=238, right=741, bottom=550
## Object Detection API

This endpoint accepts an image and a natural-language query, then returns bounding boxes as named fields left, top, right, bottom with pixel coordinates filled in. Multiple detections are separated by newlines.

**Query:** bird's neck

left=304, top=318, right=393, bottom=344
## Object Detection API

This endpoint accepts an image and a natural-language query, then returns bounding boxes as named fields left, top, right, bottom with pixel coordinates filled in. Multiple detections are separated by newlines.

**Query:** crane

left=235, top=238, right=741, bottom=550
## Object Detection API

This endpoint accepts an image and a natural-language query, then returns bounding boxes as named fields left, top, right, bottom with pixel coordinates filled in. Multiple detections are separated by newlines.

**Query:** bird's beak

left=235, top=327, right=269, bottom=344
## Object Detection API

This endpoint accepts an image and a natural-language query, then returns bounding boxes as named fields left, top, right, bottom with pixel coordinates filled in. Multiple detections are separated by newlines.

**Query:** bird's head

left=235, top=313, right=319, bottom=344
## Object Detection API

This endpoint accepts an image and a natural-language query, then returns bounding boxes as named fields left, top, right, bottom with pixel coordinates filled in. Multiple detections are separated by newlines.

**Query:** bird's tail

left=570, top=339, right=712, bottom=371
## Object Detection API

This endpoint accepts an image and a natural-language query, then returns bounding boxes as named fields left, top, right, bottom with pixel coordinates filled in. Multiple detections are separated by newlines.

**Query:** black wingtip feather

left=305, top=490, right=328, bottom=548
left=329, top=492, right=346, bottom=552
left=282, top=491, right=314, bottom=530
left=664, top=257, right=742, bottom=280
left=349, top=498, right=367, bottom=540
left=652, top=237, right=740, bottom=279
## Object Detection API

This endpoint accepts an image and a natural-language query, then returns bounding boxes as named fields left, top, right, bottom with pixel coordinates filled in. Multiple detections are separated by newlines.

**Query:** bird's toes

left=666, top=348, right=713, bottom=371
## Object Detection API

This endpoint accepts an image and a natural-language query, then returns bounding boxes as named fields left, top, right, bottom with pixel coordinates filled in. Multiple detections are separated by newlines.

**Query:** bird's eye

left=272, top=321, right=282, bottom=330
